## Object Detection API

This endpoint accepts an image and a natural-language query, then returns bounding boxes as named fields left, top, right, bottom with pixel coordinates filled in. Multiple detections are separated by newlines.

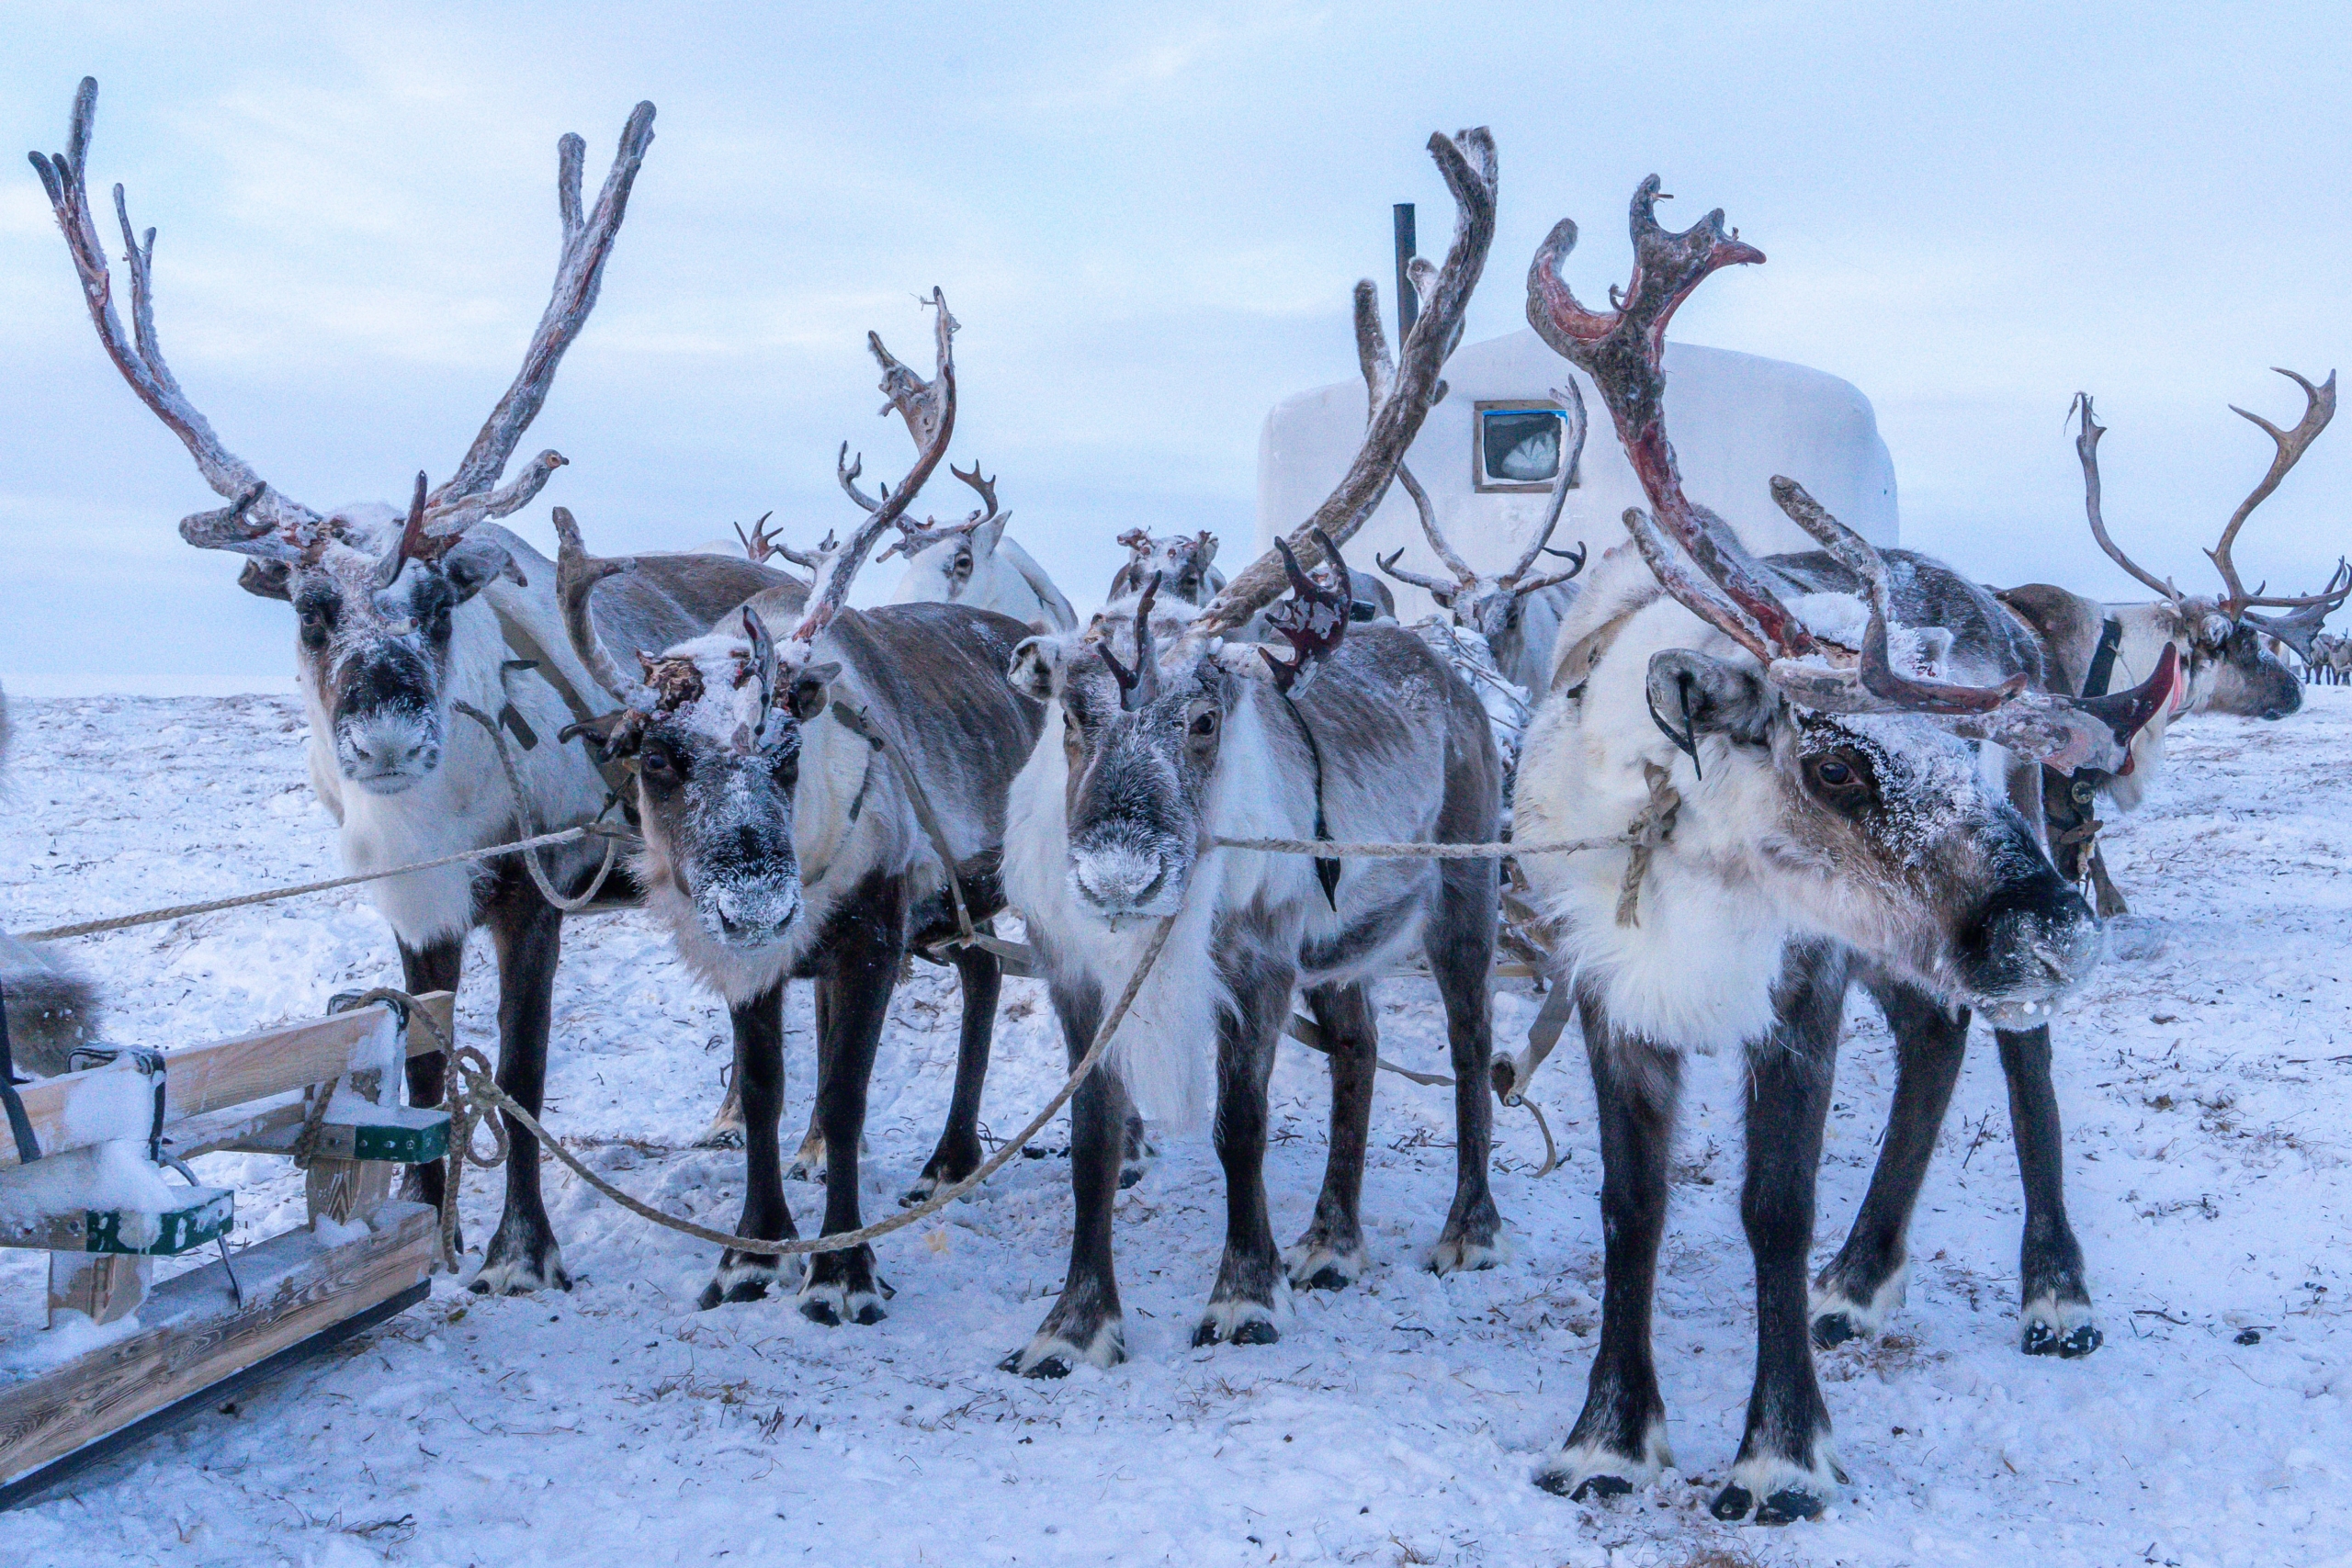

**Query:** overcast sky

left=5, top=3, right=2348, bottom=691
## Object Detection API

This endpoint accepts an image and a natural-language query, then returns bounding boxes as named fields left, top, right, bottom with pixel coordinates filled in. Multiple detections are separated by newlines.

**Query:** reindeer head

left=1375, top=383, right=1587, bottom=661
left=32, top=78, right=652, bottom=795
left=242, top=476, right=533, bottom=791
left=559, top=298, right=957, bottom=949
left=1110, top=530, right=1226, bottom=606
left=2072, top=378, right=2348, bottom=719
left=1527, top=178, right=2177, bottom=1028
left=1010, top=125, right=1498, bottom=927
left=1013, top=535, right=1353, bottom=922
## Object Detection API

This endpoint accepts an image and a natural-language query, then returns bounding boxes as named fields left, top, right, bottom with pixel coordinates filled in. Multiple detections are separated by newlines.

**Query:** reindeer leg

left=1536, top=992, right=1679, bottom=1502
left=1813, top=975, right=1968, bottom=1348
left=1713, top=944, right=1847, bottom=1525
left=1284, top=981, right=1374, bottom=1292
left=903, top=944, right=998, bottom=1205
left=471, top=868, right=571, bottom=1295
left=1194, top=945, right=1292, bottom=1348
left=396, top=935, right=463, bottom=1253
left=787, top=983, right=831, bottom=1182
left=1002, top=975, right=1128, bottom=1376
left=1430, top=856, right=1503, bottom=1273
left=1996, top=1023, right=2101, bottom=1358
left=797, top=872, right=906, bottom=1327
left=698, top=981, right=799, bottom=1308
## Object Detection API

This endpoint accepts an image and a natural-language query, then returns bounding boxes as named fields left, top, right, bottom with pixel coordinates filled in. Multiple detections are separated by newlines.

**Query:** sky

left=3, top=2, right=2348, bottom=690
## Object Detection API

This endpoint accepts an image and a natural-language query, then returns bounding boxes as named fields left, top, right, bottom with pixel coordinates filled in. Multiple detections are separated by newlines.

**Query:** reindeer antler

left=876, top=459, right=1007, bottom=561
left=33, top=79, right=651, bottom=565
left=1193, top=128, right=1497, bottom=639
left=2070, top=393, right=2184, bottom=609
left=31, top=77, right=325, bottom=558
left=425, top=101, right=656, bottom=529
left=2244, top=558, right=2352, bottom=659
left=1527, top=178, right=1793, bottom=657
left=2212, top=369, right=2340, bottom=612
left=789, top=290, right=959, bottom=649
left=551, top=505, right=658, bottom=712
left=2074, top=372, right=2345, bottom=620
left=1540, top=175, right=2173, bottom=773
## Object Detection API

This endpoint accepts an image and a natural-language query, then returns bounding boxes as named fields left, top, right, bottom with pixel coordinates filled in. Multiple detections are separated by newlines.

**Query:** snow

left=1, top=688, right=2349, bottom=1566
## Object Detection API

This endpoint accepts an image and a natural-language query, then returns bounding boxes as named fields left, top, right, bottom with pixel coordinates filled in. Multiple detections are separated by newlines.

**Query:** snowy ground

left=1, top=688, right=2348, bottom=1568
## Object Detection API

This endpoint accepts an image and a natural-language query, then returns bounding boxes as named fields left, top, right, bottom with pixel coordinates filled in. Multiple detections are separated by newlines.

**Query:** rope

left=1213, top=834, right=1628, bottom=860
left=376, top=912, right=1182, bottom=1263
left=13, top=823, right=633, bottom=943
left=453, top=701, right=622, bottom=914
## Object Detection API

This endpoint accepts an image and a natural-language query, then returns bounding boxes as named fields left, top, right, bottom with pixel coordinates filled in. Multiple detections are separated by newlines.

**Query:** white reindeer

left=1510, top=178, right=2176, bottom=1522
left=30, top=79, right=793, bottom=1293
left=996, top=127, right=1504, bottom=1378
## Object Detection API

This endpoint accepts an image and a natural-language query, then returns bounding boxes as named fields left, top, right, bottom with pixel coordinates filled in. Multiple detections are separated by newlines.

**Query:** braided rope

left=16, top=824, right=628, bottom=943
left=378, top=912, right=1181, bottom=1263
left=1213, top=834, right=1626, bottom=860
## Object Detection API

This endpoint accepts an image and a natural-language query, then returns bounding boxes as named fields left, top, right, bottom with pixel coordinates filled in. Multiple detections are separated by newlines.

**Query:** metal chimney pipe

left=1392, top=202, right=1418, bottom=342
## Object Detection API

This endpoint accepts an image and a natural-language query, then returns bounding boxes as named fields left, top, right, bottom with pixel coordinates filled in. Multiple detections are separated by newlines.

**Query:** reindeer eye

left=1804, top=751, right=1873, bottom=814
left=640, top=747, right=679, bottom=782
left=1189, top=710, right=1218, bottom=739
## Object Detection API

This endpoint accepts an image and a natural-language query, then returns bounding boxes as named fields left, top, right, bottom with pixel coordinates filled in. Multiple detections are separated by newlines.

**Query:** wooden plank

left=47, top=1257, right=149, bottom=1329
left=164, top=1093, right=307, bottom=1162
left=0, top=1007, right=400, bottom=1171
left=0, top=1200, right=435, bottom=1489
left=305, top=1160, right=395, bottom=1230
left=404, top=990, right=457, bottom=1058
left=0, top=1189, right=233, bottom=1256
left=222, top=1105, right=451, bottom=1165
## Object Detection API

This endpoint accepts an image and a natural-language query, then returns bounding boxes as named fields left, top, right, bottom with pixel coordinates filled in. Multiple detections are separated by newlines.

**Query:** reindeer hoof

left=1283, top=1238, right=1365, bottom=1292
left=1538, top=1471, right=1633, bottom=1502
left=998, top=1348, right=1072, bottom=1379
left=1192, top=1301, right=1282, bottom=1348
left=1811, top=1311, right=1865, bottom=1348
left=1711, top=1482, right=1826, bottom=1525
left=2020, top=1295, right=2101, bottom=1358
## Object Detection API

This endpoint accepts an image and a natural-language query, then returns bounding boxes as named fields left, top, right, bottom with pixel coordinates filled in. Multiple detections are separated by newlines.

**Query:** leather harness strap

left=1273, top=689, right=1340, bottom=908
left=2083, top=615, right=2124, bottom=700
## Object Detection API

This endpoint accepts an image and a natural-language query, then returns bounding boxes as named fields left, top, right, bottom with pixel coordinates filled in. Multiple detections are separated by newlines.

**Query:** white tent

left=1256, top=327, right=1897, bottom=619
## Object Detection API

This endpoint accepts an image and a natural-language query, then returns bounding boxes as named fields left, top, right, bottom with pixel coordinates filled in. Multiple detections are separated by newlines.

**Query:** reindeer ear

left=1904, top=626, right=1956, bottom=678
left=2199, top=612, right=2234, bottom=650
left=442, top=537, right=525, bottom=602
left=1645, top=649, right=1772, bottom=748
left=1008, top=635, right=1071, bottom=701
left=790, top=660, right=841, bottom=722
left=973, top=517, right=1008, bottom=557
left=240, top=559, right=293, bottom=601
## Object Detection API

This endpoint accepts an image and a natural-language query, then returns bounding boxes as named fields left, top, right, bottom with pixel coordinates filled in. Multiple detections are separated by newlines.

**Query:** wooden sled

left=0, top=991, right=456, bottom=1507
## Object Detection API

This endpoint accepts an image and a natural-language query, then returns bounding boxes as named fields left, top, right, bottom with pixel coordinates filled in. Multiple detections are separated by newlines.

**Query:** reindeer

left=0, top=682, right=101, bottom=1082
left=1109, top=526, right=1396, bottom=629
left=1988, top=385, right=2349, bottom=915
left=1510, top=180, right=2176, bottom=1521
left=29, top=79, right=795, bottom=1293
left=2040, top=378, right=2349, bottom=726
left=1374, top=388, right=1590, bottom=692
left=718, top=468, right=1114, bottom=1194
left=864, top=463, right=1079, bottom=631
left=556, top=295, right=1050, bottom=1321
left=994, top=128, right=1501, bottom=1378
left=2314, top=631, right=2352, bottom=684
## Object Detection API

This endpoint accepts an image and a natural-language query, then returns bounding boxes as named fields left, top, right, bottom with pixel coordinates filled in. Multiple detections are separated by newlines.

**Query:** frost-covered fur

left=0, top=682, right=102, bottom=1075
left=1518, top=540, right=2100, bottom=1520
left=1008, top=697, right=1278, bottom=1129
left=890, top=525, right=1077, bottom=632
left=291, top=514, right=611, bottom=942
left=1000, top=599, right=1503, bottom=1371
left=1518, top=544, right=2092, bottom=1048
